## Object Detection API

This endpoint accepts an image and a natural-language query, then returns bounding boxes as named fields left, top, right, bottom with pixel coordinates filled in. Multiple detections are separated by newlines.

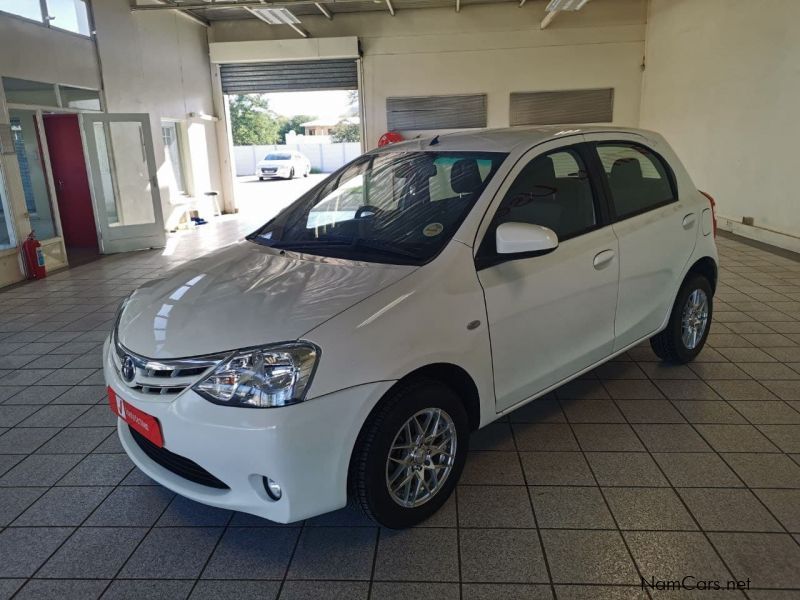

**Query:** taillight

left=699, top=190, right=717, bottom=238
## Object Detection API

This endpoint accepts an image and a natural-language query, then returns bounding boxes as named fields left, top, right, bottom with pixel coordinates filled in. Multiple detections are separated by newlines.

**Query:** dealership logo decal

left=121, top=355, right=136, bottom=383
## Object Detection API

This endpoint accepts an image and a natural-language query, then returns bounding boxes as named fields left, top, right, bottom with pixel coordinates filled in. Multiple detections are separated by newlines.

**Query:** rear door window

left=595, top=143, right=676, bottom=220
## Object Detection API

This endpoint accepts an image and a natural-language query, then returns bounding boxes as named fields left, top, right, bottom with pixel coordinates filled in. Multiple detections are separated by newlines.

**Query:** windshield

left=248, top=150, right=507, bottom=265
left=265, top=153, right=291, bottom=161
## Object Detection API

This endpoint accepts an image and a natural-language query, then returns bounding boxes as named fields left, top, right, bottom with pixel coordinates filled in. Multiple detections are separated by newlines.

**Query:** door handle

left=682, top=212, right=696, bottom=229
left=593, top=249, right=616, bottom=269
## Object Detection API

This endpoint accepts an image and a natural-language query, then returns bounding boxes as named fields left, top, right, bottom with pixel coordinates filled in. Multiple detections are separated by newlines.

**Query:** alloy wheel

left=385, top=408, right=457, bottom=508
left=681, top=288, right=709, bottom=350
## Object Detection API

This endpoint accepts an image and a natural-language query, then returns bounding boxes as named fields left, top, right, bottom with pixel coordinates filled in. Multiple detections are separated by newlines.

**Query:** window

left=0, top=165, right=14, bottom=250
left=2, top=78, right=101, bottom=111
left=486, top=148, right=597, bottom=246
left=0, top=0, right=90, bottom=36
left=161, top=122, right=186, bottom=194
left=250, top=151, right=507, bottom=265
left=0, top=0, right=42, bottom=21
left=59, top=86, right=101, bottom=110
left=46, top=0, right=90, bottom=36
left=9, top=110, right=58, bottom=240
left=596, top=143, right=676, bottom=219
left=2, top=77, right=58, bottom=107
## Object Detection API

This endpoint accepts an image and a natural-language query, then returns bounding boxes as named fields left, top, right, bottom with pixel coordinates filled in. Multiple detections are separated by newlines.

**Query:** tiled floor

left=1, top=223, right=799, bottom=599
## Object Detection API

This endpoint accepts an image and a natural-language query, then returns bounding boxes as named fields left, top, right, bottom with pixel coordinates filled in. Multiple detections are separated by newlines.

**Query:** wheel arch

left=686, top=256, right=718, bottom=293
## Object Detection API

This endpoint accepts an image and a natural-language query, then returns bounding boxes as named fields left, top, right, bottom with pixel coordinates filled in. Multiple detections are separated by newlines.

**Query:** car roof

left=372, top=125, right=655, bottom=154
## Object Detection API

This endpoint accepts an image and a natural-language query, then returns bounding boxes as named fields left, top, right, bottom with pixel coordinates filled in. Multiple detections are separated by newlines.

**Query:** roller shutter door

left=220, top=59, right=358, bottom=94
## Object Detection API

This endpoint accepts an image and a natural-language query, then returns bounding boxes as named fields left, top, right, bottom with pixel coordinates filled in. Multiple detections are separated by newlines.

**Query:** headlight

left=192, top=342, right=319, bottom=408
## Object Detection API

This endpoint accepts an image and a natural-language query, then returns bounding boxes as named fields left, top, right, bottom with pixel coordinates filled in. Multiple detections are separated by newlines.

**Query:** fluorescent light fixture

left=545, top=0, right=589, bottom=11
left=250, top=7, right=301, bottom=25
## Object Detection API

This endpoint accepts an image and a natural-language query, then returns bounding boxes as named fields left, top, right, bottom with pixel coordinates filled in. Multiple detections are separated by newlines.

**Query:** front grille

left=112, top=334, right=226, bottom=396
left=129, top=426, right=229, bottom=490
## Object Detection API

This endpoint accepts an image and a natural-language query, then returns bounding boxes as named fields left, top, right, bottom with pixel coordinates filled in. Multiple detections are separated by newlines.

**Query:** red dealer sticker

left=108, top=387, right=164, bottom=448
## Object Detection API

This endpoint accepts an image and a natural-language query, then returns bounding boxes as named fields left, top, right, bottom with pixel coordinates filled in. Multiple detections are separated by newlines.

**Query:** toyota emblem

left=121, top=355, right=136, bottom=383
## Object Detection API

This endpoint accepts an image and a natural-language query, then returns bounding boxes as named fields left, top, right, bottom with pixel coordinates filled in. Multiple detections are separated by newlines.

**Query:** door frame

left=79, top=112, right=166, bottom=253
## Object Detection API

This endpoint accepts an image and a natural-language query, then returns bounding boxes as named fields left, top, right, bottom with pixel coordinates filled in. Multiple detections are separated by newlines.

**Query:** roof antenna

left=429, top=135, right=440, bottom=146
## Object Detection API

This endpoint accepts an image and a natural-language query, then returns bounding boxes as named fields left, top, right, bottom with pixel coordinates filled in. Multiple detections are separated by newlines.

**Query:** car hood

left=117, top=241, right=415, bottom=359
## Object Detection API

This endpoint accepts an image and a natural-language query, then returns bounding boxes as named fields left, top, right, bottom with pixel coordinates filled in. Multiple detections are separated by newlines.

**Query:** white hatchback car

left=257, top=151, right=311, bottom=180
left=106, top=126, right=718, bottom=528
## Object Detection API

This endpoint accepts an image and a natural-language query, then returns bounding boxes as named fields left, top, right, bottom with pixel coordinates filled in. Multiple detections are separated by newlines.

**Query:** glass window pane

left=9, top=110, right=58, bottom=240
left=2, top=77, right=58, bottom=107
left=0, top=166, right=14, bottom=250
left=0, top=0, right=42, bottom=21
left=91, top=121, right=156, bottom=227
left=494, top=149, right=596, bottom=241
left=59, top=86, right=101, bottom=110
left=596, top=144, right=675, bottom=219
left=46, top=0, right=90, bottom=35
left=161, top=122, right=186, bottom=193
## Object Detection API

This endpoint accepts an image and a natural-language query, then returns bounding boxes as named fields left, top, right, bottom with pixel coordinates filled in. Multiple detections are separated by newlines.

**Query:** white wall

left=640, top=0, right=800, bottom=242
left=210, top=0, right=647, bottom=149
left=92, top=1, right=223, bottom=216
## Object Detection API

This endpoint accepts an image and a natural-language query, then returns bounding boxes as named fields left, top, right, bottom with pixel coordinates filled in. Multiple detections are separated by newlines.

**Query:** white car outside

left=257, top=151, right=311, bottom=180
left=106, top=126, right=718, bottom=528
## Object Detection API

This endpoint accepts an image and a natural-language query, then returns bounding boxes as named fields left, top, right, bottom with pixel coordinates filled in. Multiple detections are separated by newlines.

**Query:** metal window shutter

left=386, top=95, right=487, bottom=130
left=220, top=60, right=358, bottom=94
left=510, top=88, right=614, bottom=126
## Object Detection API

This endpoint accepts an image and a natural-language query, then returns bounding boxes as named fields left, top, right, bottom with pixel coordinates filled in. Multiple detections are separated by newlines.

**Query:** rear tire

left=350, top=378, right=469, bottom=529
left=650, top=273, right=713, bottom=364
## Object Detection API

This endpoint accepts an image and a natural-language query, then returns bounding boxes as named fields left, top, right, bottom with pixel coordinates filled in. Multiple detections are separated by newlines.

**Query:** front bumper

left=104, top=338, right=393, bottom=523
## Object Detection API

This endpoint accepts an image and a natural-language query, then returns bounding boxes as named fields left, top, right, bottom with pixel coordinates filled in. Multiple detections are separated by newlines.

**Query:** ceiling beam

left=314, top=2, right=333, bottom=19
left=385, top=0, right=395, bottom=16
left=133, top=0, right=209, bottom=26
left=540, top=10, right=557, bottom=28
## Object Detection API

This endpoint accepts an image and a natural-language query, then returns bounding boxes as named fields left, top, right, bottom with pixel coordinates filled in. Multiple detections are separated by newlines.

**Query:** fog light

left=264, top=477, right=282, bottom=501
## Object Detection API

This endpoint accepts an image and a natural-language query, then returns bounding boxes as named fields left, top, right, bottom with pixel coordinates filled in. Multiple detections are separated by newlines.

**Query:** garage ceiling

left=131, top=0, right=590, bottom=34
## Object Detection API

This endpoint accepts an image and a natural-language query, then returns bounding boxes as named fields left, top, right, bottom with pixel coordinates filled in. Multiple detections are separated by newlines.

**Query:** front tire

left=350, top=379, right=469, bottom=529
left=650, top=273, right=713, bottom=364
left=288, top=167, right=295, bottom=180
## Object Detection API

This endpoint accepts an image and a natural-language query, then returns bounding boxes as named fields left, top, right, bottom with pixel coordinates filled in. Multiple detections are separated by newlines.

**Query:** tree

left=277, top=115, right=314, bottom=143
left=228, top=94, right=281, bottom=145
left=331, top=120, right=361, bottom=143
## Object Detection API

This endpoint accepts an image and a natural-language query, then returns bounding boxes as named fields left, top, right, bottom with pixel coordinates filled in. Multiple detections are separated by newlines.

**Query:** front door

left=476, top=141, right=619, bottom=412
left=80, top=113, right=165, bottom=253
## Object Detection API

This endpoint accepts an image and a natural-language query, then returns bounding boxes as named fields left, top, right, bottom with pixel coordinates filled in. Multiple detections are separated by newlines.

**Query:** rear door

left=585, top=134, right=697, bottom=351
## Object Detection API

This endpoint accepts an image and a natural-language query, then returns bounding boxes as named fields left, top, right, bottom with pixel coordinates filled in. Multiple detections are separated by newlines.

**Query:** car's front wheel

left=350, top=379, right=469, bottom=528
left=650, top=273, right=713, bottom=364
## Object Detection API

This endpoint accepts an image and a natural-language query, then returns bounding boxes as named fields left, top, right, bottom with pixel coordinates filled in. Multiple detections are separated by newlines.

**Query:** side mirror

left=496, top=222, right=559, bottom=255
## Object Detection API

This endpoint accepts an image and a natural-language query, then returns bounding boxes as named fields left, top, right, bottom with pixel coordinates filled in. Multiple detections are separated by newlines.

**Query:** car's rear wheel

left=350, top=378, right=469, bottom=528
left=650, top=273, right=713, bottom=364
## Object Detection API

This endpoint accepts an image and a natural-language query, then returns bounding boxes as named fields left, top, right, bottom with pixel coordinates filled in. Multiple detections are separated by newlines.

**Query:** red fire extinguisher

left=21, top=231, right=46, bottom=280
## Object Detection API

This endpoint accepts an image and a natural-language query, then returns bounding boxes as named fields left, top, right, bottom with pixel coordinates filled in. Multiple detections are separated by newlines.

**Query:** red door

left=42, top=114, right=99, bottom=252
